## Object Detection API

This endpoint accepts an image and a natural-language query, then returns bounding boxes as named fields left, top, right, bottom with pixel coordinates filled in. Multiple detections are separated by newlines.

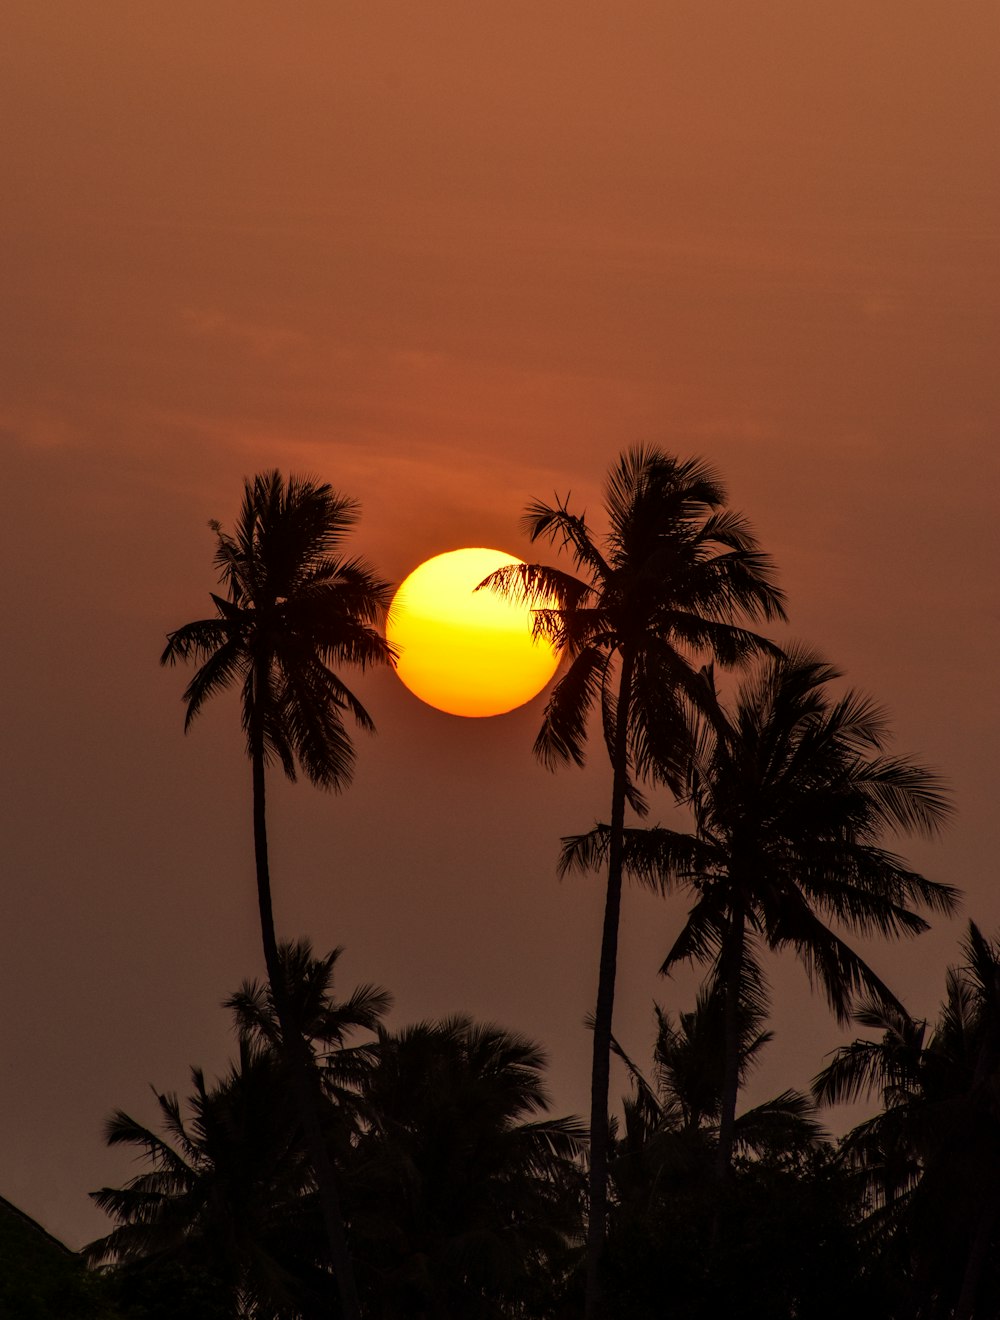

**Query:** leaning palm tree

left=161, top=470, right=394, bottom=1320
left=565, top=648, right=956, bottom=1186
left=481, top=447, right=786, bottom=1317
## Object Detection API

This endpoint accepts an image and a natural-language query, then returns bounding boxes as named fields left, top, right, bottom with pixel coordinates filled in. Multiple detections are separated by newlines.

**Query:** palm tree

left=228, top=939, right=391, bottom=1182
left=350, top=1016, right=586, bottom=1318
left=605, top=986, right=868, bottom=1320
left=612, top=978, right=822, bottom=1171
left=87, top=1041, right=323, bottom=1318
left=89, top=940, right=389, bottom=1320
left=161, top=470, right=394, bottom=1320
left=815, top=923, right=1000, bottom=1319
left=564, top=648, right=956, bottom=1186
left=607, top=976, right=822, bottom=1274
left=481, top=447, right=786, bottom=1317
left=227, top=939, right=390, bottom=1104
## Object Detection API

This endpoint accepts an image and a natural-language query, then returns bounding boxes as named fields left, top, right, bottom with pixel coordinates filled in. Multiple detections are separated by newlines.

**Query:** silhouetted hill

left=0, top=1195, right=109, bottom=1318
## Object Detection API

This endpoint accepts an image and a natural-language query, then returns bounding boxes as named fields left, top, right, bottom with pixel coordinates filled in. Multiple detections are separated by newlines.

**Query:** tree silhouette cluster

left=77, top=455, right=993, bottom=1318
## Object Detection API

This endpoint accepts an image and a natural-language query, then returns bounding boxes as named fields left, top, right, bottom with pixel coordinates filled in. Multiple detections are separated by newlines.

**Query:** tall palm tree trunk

left=715, top=906, right=746, bottom=1182
left=251, top=710, right=363, bottom=1320
left=584, top=653, right=634, bottom=1320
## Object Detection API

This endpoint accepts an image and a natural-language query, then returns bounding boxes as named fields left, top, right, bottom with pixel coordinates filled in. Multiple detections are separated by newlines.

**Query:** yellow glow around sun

left=386, top=548, right=561, bottom=718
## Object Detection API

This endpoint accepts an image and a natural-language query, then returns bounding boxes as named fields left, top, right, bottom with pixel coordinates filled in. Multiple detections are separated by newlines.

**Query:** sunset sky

left=2, top=2, right=998, bottom=1248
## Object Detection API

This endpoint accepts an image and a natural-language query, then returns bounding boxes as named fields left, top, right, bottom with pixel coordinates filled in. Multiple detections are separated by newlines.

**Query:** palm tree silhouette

left=161, top=470, right=394, bottom=1320
left=606, top=980, right=823, bottom=1313
left=87, top=1041, right=327, bottom=1316
left=481, top=447, right=786, bottom=1317
left=565, top=647, right=956, bottom=1185
left=815, top=922, right=1000, bottom=1319
left=228, top=938, right=391, bottom=1163
left=351, top=1016, right=586, bottom=1318
left=89, top=940, right=389, bottom=1319
left=603, top=982, right=874, bottom=1319
left=612, top=979, right=822, bottom=1173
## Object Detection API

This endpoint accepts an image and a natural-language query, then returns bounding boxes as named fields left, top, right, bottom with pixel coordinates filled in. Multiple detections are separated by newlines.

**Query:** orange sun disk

left=386, top=548, right=561, bottom=718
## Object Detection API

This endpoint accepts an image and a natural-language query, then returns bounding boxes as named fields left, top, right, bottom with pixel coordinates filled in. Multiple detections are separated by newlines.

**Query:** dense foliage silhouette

left=89, top=949, right=584, bottom=1319
left=815, top=922, right=1000, bottom=1318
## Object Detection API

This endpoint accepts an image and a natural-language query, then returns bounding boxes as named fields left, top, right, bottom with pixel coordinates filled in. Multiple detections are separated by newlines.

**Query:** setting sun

left=386, top=548, right=561, bottom=718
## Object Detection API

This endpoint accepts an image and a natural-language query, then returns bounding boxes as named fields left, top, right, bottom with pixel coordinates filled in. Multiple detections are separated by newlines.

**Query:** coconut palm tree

left=611, top=978, right=822, bottom=1168
left=161, top=470, right=395, bottom=1320
left=350, top=1016, right=586, bottom=1319
left=227, top=939, right=391, bottom=1165
left=481, top=447, right=786, bottom=1317
left=815, top=922, right=1000, bottom=1319
left=604, top=984, right=874, bottom=1320
left=564, top=648, right=956, bottom=1186
left=87, top=1041, right=324, bottom=1318
left=606, top=975, right=822, bottom=1277
left=89, top=940, right=389, bottom=1320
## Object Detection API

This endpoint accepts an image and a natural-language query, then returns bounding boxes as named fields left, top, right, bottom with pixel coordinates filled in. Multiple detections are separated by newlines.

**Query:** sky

left=2, top=2, right=998, bottom=1249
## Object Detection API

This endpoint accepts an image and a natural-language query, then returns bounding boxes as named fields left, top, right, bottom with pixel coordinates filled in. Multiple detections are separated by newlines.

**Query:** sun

left=386, top=548, right=561, bottom=718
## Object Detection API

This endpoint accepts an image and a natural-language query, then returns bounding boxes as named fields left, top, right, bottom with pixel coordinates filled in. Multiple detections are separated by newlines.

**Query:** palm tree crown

left=88, top=942, right=390, bottom=1319
left=161, top=468, right=395, bottom=789
left=351, top=1016, right=586, bottom=1318
left=87, top=1042, right=324, bottom=1316
left=482, top=446, right=786, bottom=795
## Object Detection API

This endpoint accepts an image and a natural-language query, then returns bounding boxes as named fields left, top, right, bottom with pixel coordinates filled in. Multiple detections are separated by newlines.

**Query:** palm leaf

left=533, top=645, right=609, bottom=768
left=521, top=498, right=612, bottom=581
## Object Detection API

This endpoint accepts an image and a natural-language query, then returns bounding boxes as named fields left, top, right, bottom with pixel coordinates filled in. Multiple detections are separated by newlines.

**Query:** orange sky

left=2, top=2, right=998, bottom=1247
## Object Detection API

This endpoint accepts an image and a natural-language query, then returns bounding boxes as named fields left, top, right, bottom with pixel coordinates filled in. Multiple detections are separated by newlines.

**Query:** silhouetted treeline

left=56, top=452, right=976, bottom=1318
left=69, top=923, right=1000, bottom=1320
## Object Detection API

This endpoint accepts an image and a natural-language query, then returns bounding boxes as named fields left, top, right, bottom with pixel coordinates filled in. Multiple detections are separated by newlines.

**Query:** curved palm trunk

left=251, top=719, right=363, bottom=1320
left=584, top=652, right=634, bottom=1320
left=715, top=903, right=746, bottom=1182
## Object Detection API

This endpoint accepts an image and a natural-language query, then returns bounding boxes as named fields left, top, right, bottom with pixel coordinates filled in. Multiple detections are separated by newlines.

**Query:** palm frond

left=559, top=824, right=715, bottom=895
left=103, top=1108, right=198, bottom=1178
left=160, top=617, right=235, bottom=667
left=521, top=498, right=612, bottom=582
left=851, top=755, right=955, bottom=837
left=533, top=645, right=610, bottom=768
left=659, top=894, right=729, bottom=975
left=604, top=1023, right=664, bottom=1130
left=660, top=611, right=783, bottom=666
left=178, top=637, right=248, bottom=730
left=276, top=659, right=361, bottom=791
left=734, top=1089, right=825, bottom=1155
left=477, top=560, right=593, bottom=614
left=768, top=895, right=904, bottom=1025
